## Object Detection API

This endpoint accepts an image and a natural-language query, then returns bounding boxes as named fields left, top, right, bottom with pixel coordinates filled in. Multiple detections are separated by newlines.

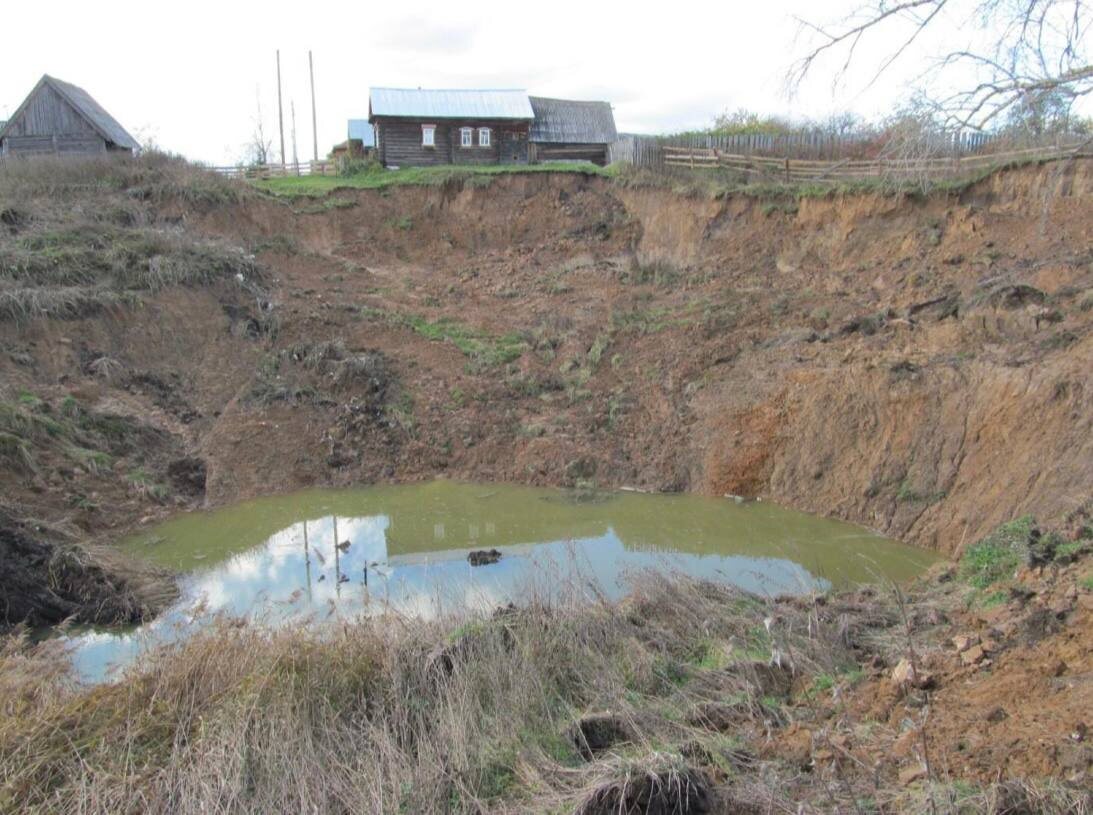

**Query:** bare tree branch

left=790, top=0, right=1093, bottom=130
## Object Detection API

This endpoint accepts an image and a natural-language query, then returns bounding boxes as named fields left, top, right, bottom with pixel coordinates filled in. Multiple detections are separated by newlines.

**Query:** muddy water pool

left=63, top=480, right=937, bottom=681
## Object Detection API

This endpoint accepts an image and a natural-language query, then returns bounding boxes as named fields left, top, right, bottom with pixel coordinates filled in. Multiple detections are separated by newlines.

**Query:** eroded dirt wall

left=2, top=161, right=1089, bottom=569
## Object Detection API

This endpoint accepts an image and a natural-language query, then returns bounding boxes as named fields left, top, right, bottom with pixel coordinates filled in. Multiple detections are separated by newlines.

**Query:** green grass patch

left=254, top=163, right=609, bottom=198
left=979, top=590, right=1009, bottom=608
left=0, top=392, right=148, bottom=478
left=386, top=391, right=416, bottom=435
left=361, top=309, right=526, bottom=370
left=1054, top=540, right=1084, bottom=558
left=405, top=314, right=526, bottom=367
left=685, top=639, right=730, bottom=671
left=960, top=516, right=1035, bottom=589
left=127, top=468, right=170, bottom=502
left=65, top=445, right=113, bottom=475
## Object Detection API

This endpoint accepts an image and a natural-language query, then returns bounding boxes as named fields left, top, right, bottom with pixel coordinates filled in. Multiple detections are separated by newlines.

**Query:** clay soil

left=4, top=160, right=1090, bottom=556
left=1, top=157, right=1091, bottom=807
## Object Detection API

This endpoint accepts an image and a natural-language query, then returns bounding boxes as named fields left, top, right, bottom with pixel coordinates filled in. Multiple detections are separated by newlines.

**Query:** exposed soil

left=4, top=161, right=1090, bottom=568
left=761, top=537, right=1093, bottom=795
left=0, top=157, right=1090, bottom=803
left=192, top=161, right=1092, bottom=555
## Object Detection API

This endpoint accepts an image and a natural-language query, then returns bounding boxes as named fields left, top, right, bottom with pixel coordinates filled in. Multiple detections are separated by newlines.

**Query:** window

left=460, top=127, right=473, bottom=148
left=478, top=127, right=491, bottom=148
left=422, top=125, right=436, bottom=147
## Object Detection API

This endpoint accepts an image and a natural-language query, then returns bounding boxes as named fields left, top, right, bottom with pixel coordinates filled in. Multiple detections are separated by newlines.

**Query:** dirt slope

left=1, top=156, right=1091, bottom=810
left=184, top=160, right=1091, bottom=554
left=1, top=159, right=1090, bottom=601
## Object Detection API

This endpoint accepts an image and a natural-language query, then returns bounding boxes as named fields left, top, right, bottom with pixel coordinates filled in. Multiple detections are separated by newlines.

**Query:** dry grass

left=0, top=576, right=847, bottom=814
left=0, top=151, right=245, bottom=205
left=0, top=153, right=261, bottom=322
left=2, top=570, right=1090, bottom=813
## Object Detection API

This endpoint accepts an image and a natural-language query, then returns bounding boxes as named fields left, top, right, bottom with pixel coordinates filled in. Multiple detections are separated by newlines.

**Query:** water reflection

left=63, top=481, right=937, bottom=682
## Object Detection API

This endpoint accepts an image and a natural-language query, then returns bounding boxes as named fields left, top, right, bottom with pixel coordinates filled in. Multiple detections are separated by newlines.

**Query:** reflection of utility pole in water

left=302, top=520, right=313, bottom=601
left=332, top=515, right=341, bottom=597
left=362, top=560, right=370, bottom=609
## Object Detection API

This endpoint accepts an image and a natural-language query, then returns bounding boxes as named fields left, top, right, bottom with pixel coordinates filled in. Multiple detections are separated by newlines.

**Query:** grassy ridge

left=254, top=156, right=1026, bottom=203
left=255, top=163, right=611, bottom=197
left=0, top=153, right=260, bottom=322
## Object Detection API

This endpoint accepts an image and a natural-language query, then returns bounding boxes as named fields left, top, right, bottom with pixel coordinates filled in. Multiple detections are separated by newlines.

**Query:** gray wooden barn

left=0, top=75, right=140, bottom=159
left=528, top=97, right=617, bottom=166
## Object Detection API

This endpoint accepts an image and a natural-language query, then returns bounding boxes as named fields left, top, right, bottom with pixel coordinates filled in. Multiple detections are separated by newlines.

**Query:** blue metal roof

left=347, top=119, right=375, bottom=147
left=369, top=88, right=534, bottom=120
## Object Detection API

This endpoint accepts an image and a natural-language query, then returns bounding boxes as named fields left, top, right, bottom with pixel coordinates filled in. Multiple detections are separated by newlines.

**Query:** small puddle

left=61, top=480, right=937, bottom=682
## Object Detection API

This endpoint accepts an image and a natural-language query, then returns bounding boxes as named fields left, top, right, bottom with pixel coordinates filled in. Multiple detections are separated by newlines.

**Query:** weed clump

left=0, top=154, right=261, bottom=322
left=960, top=516, right=1036, bottom=588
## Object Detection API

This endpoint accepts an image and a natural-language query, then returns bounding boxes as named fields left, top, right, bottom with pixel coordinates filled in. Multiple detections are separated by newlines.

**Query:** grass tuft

left=959, top=516, right=1035, bottom=588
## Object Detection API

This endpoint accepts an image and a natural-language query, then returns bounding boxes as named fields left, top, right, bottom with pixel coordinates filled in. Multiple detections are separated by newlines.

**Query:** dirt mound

left=576, top=764, right=713, bottom=815
left=0, top=508, right=162, bottom=627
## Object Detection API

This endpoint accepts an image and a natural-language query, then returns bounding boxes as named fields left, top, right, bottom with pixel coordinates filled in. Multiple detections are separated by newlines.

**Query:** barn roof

left=369, top=88, right=534, bottom=121
left=529, top=97, right=617, bottom=144
left=347, top=119, right=375, bottom=147
left=0, top=75, right=140, bottom=151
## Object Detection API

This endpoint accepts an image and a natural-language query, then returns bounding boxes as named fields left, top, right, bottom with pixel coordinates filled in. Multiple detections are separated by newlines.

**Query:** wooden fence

left=207, top=160, right=337, bottom=179
left=628, top=129, right=999, bottom=161
left=619, top=139, right=1087, bottom=184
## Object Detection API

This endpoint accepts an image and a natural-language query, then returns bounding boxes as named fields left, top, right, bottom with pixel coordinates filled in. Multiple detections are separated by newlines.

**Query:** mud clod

left=576, top=765, right=712, bottom=815
left=0, top=510, right=153, bottom=628
left=568, top=713, right=634, bottom=760
left=166, top=456, right=207, bottom=497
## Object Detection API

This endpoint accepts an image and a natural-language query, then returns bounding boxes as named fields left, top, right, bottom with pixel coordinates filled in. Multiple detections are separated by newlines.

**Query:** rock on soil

left=568, top=712, right=634, bottom=760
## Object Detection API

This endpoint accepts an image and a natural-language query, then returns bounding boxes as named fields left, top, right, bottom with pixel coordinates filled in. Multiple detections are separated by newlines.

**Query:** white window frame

left=460, top=127, right=473, bottom=148
left=421, top=124, right=436, bottom=148
left=478, top=127, right=491, bottom=148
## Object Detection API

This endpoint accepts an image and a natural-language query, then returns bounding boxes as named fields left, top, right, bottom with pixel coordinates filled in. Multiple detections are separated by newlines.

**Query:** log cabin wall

left=375, top=118, right=529, bottom=167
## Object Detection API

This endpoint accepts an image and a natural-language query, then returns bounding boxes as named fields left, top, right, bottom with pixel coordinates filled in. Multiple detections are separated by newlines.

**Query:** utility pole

left=309, top=50, right=319, bottom=163
left=276, top=50, right=286, bottom=168
left=290, top=100, right=299, bottom=174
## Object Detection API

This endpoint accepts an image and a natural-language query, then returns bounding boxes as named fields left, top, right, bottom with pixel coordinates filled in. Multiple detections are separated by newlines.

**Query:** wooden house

left=0, top=75, right=140, bottom=159
left=528, top=97, right=617, bottom=166
left=368, top=88, right=534, bottom=168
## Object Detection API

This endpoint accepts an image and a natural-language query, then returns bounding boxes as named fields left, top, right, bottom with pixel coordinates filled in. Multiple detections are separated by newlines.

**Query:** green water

left=67, top=480, right=937, bottom=682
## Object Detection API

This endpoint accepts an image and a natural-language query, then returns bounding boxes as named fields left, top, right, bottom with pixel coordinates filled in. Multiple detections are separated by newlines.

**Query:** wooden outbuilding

left=0, top=75, right=140, bottom=159
left=330, top=119, right=376, bottom=160
left=369, top=88, right=534, bottom=168
left=528, top=97, right=617, bottom=166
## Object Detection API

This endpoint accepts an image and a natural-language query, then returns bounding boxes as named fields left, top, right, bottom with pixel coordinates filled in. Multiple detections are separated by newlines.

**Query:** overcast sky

left=0, top=0, right=1031, bottom=164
